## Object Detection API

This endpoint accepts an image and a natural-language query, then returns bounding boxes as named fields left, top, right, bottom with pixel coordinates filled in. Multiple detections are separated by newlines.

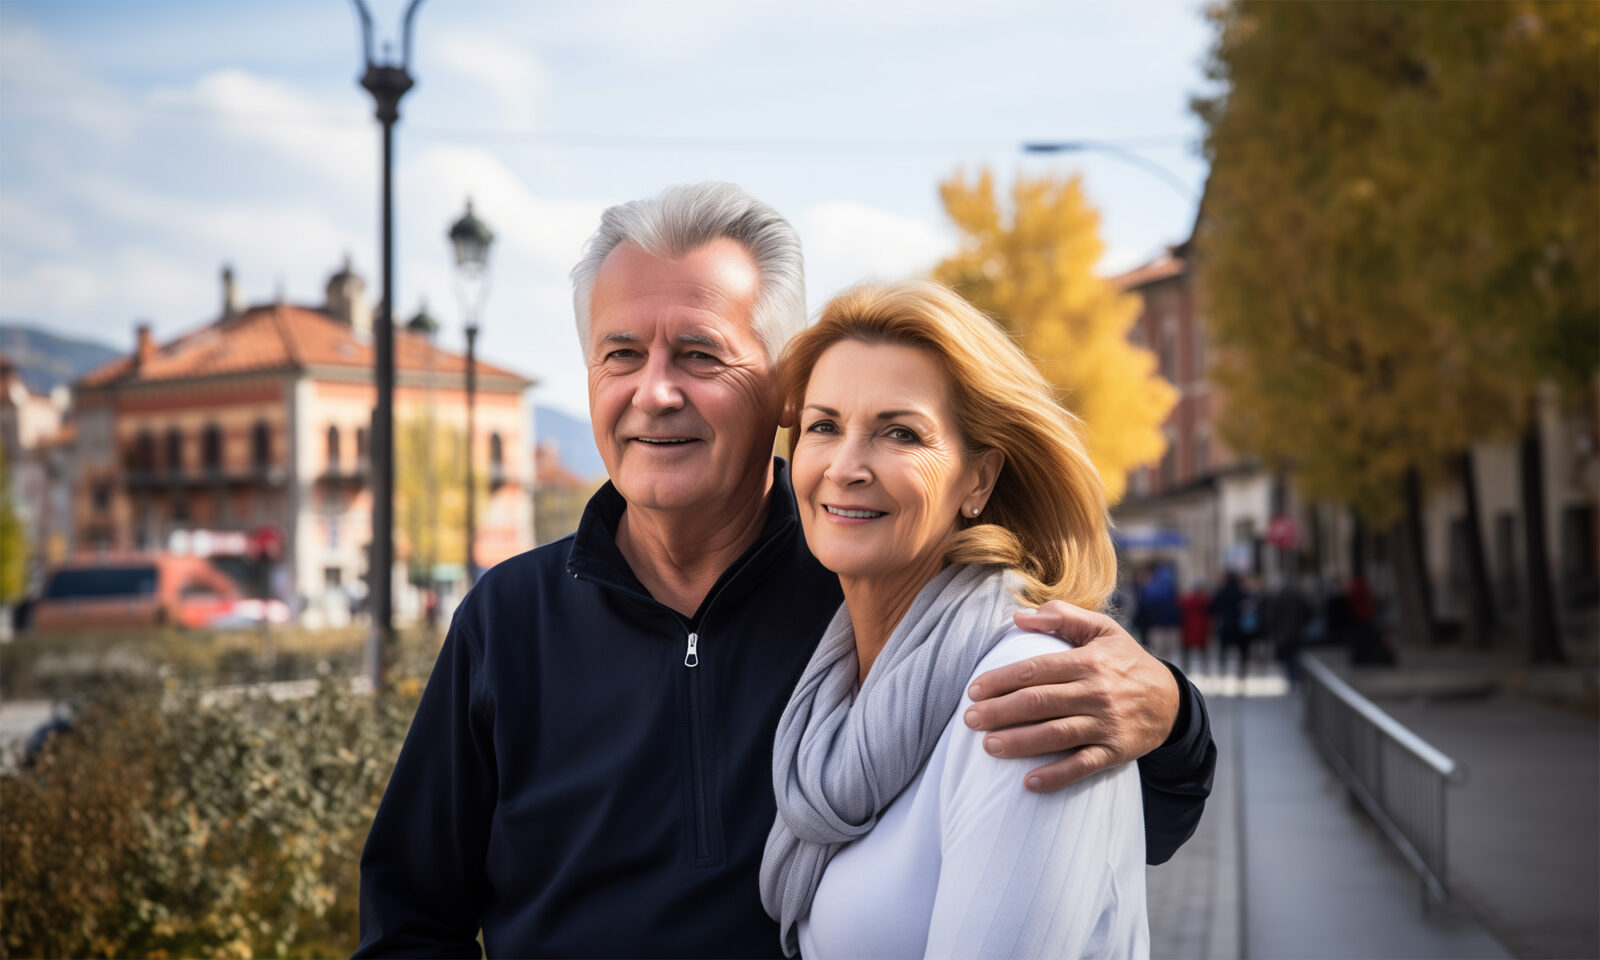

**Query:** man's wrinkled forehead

left=587, top=239, right=762, bottom=346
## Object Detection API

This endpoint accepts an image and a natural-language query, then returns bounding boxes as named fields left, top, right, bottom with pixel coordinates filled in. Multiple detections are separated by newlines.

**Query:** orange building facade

left=73, top=265, right=535, bottom=626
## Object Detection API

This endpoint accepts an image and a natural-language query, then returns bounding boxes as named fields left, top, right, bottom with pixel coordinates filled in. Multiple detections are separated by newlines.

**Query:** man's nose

left=633, top=354, right=685, bottom=414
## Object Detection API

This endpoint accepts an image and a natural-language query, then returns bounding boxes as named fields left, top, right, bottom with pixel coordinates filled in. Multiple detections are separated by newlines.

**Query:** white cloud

left=404, top=143, right=607, bottom=269
left=431, top=30, right=548, bottom=129
left=0, top=18, right=137, bottom=144
left=148, top=69, right=372, bottom=189
left=799, top=200, right=953, bottom=307
left=0, top=193, right=79, bottom=253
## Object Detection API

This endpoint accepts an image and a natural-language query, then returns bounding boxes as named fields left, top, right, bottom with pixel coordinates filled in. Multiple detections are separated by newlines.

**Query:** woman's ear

left=967, top=447, right=1004, bottom=511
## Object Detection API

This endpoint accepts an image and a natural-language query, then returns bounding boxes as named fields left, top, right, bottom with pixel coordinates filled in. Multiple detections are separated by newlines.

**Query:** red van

left=30, top=555, right=242, bottom=632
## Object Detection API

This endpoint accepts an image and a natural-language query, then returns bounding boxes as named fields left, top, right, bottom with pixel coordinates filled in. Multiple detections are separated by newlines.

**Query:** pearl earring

left=969, top=507, right=980, bottom=517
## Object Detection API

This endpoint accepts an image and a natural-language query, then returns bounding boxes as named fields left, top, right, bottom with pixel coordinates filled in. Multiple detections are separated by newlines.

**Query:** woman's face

left=792, top=340, right=999, bottom=587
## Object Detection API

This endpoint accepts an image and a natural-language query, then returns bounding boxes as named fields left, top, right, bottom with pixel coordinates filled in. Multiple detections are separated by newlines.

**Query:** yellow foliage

left=1194, top=0, right=1598, bottom=526
left=396, top=416, right=483, bottom=580
left=934, top=169, right=1177, bottom=502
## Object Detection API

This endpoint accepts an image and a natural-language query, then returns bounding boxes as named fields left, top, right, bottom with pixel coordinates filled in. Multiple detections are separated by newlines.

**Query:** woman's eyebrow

left=801, top=404, right=929, bottom=421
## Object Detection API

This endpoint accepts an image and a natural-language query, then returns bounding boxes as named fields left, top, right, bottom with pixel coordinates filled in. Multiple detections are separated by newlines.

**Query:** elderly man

left=357, top=183, right=1215, bottom=958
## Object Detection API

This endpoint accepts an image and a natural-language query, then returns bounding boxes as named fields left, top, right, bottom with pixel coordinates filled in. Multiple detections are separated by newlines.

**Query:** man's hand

left=962, top=600, right=1181, bottom=792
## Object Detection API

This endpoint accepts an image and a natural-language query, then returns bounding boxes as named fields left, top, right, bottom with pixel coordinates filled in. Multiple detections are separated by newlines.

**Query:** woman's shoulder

left=969, top=624, right=1072, bottom=681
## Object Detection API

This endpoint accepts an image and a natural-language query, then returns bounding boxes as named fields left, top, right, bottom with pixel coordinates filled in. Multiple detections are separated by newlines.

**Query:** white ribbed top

left=798, top=629, right=1149, bottom=959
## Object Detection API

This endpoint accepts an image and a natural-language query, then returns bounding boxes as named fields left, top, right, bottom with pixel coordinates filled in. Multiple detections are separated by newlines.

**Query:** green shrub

left=1, top=677, right=423, bottom=959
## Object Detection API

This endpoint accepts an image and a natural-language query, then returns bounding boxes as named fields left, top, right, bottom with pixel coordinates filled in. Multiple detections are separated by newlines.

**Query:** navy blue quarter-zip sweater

left=357, top=460, right=1215, bottom=958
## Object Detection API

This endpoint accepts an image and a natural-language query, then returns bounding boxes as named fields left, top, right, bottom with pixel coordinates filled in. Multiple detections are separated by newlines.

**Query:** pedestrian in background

left=1210, top=572, right=1247, bottom=677
left=1180, top=579, right=1212, bottom=673
left=1141, top=564, right=1182, bottom=662
left=1271, top=577, right=1313, bottom=688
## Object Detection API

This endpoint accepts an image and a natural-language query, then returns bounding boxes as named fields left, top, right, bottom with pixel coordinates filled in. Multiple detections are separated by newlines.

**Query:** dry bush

left=1, top=678, right=421, bottom=959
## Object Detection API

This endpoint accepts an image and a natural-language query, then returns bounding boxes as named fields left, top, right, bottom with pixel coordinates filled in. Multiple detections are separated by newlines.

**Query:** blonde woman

left=760, top=281, right=1147, bottom=958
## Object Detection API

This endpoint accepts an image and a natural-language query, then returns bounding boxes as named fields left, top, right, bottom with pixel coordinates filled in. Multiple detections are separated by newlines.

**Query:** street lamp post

left=449, top=199, right=494, bottom=586
left=351, top=0, right=423, bottom=696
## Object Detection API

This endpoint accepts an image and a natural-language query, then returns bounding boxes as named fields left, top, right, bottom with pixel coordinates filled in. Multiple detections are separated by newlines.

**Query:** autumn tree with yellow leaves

left=395, top=416, right=482, bottom=586
left=1195, top=1, right=1597, bottom=657
left=934, top=169, right=1176, bottom=503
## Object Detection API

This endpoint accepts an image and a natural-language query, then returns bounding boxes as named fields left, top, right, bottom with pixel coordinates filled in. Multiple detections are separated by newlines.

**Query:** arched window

left=327, top=426, right=341, bottom=471
left=202, top=424, right=223, bottom=474
left=132, top=430, right=156, bottom=474
left=489, top=432, right=505, bottom=489
left=252, top=421, right=272, bottom=470
left=165, top=427, right=183, bottom=475
left=355, top=426, right=369, bottom=468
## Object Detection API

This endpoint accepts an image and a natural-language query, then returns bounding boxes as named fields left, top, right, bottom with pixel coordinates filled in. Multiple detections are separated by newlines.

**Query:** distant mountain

left=0, top=323, right=120, bottom=395
left=534, top=405, right=606, bottom=479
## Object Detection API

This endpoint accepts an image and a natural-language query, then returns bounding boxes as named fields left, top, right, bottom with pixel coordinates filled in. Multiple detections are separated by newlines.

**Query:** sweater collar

left=565, top=457, right=801, bottom=614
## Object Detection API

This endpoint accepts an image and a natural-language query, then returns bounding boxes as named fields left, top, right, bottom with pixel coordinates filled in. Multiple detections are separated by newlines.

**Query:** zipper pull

left=684, top=631, right=700, bottom=668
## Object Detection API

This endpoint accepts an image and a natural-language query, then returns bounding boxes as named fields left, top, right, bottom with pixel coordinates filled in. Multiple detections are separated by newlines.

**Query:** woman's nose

left=823, top=439, right=872, bottom=486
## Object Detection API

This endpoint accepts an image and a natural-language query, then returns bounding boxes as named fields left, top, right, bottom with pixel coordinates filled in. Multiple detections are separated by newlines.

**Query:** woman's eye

left=805, top=420, right=837, bottom=434
left=887, top=426, right=921, bottom=443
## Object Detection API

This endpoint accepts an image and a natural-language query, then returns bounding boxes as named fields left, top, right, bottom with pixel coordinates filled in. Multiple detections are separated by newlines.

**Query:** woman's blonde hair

left=778, top=280, right=1116, bottom=611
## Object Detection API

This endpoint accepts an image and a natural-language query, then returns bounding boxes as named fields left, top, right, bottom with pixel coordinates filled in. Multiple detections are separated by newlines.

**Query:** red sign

left=246, top=524, right=285, bottom=562
left=1267, top=515, right=1300, bottom=550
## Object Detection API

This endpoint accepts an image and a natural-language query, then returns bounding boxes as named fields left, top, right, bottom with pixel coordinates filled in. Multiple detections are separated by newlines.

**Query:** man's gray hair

left=571, top=182, right=807, bottom=362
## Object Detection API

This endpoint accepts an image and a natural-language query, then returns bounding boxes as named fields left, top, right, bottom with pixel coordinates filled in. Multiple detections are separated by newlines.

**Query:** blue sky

left=0, top=0, right=1213, bottom=420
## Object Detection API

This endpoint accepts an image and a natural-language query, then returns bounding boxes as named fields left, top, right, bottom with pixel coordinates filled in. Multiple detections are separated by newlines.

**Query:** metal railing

left=1300, top=653, right=1468, bottom=908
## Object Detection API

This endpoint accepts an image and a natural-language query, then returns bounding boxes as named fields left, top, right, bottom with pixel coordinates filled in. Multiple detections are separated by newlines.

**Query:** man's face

left=586, top=238, right=778, bottom=517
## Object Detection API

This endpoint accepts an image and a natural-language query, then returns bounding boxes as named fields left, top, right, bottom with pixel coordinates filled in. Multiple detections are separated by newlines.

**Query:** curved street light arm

left=1023, top=139, right=1196, bottom=203
left=401, top=0, right=425, bottom=70
left=349, top=0, right=375, bottom=67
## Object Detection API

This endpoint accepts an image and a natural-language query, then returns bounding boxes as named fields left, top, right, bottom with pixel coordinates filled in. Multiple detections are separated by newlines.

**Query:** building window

left=356, top=426, right=369, bottom=468
left=1195, top=427, right=1210, bottom=476
left=252, top=420, right=271, bottom=471
left=165, top=428, right=184, bottom=475
left=1159, top=314, right=1178, bottom=383
left=130, top=430, right=156, bottom=474
left=172, top=492, right=191, bottom=524
left=327, top=426, right=341, bottom=471
left=92, top=482, right=111, bottom=513
left=1159, top=429, right=1177, bottom=490
left=489, top=432, right=505, bottom=490
left=202, top=424, right=223, bottom=474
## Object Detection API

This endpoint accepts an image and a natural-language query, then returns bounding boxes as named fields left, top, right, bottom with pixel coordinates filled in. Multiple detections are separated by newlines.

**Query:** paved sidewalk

left=1149, top=662, right=1513, bottom=959
left=1147, top=694, right=1241, bottom=959
left=1378, top=694, right=1599, bottom=959
left=1240, top=692, right=1509, bottom=959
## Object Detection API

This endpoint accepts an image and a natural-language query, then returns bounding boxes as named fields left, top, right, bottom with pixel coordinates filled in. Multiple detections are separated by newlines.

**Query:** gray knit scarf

left=758, top=562, right=1025, bottom=957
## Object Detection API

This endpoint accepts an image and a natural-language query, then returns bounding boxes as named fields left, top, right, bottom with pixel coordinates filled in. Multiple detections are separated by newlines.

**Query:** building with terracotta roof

left=71, top=262, right=536, bottom=626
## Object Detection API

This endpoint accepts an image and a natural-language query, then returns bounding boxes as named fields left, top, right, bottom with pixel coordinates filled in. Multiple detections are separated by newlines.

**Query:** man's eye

left=684, top=351, right=719, bottom=362
left=605, top=349, right=640, bottom=361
